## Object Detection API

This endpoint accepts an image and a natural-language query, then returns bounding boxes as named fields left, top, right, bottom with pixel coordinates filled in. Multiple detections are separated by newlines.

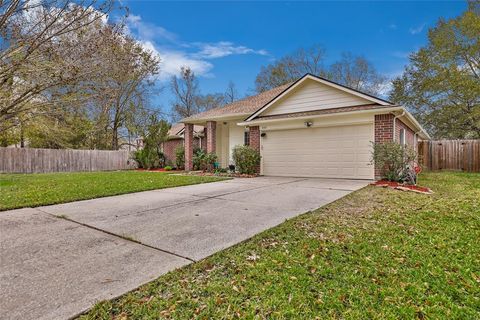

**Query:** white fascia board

left=237, top=107, right=403, bottom=126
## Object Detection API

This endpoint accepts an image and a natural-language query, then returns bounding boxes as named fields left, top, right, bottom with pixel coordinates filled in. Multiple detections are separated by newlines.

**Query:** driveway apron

left=0, top=177, right=368, bottom=319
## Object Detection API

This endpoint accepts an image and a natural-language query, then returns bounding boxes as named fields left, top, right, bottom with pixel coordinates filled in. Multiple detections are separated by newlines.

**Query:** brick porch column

left=249, top=126, right=261, bottom=174
left=249, top=126, right=260, bottom=152
left=206, top=121, right=216, bottom=153
left=374, top=114, right=394, bottom=179
left=184, top=123, right=194, bottom=171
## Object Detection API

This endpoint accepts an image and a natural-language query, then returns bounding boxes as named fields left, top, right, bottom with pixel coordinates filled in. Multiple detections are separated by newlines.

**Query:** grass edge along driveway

left=81, top=172, right=480, bottom=319
left=0, top=171, right=225, bottom=211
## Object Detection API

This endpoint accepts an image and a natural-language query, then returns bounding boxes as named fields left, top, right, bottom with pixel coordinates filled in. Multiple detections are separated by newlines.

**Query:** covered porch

left=183, top=119, right=260, bottom=171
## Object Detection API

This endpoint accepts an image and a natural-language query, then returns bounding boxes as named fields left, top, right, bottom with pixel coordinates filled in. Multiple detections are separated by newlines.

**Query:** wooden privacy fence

left=418, top=140, right=480, bottom=172
left=0, top=147, right=134, bottom=174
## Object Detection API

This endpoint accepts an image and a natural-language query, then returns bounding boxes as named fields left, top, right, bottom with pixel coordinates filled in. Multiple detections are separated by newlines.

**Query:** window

left=244, top=130, right=250, bottom=146
left=399, top=128, right=406, bottom=146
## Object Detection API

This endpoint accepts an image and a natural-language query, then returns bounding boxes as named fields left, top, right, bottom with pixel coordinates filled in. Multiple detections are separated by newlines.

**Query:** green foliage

left=1, top=6, right=161, bottom=150
left=0, top=171, right=225, bottom=211
left=134, top=115, right=169, bottom=169
left=164, top=166, right=172, bottom=171
left=82, top=172, right=480, bottom=319
left=193, top=148, right=218, bottom=172
left=214, top=167, right=228, bottom=174
left=389, top=3, right=480, bottom=138
left=232, top=145, right=261, bottom=175
left=371, top=142, right=417, bottom=182
left=133, top=148, right=164, bottom=170
left=175, top=145, right=185, bottom=169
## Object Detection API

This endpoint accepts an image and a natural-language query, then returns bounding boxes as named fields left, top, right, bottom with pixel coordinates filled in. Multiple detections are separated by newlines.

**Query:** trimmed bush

left=371, top=142, right=417, bottom=183
left=133, top=149, right=165, bottom=169
left=175, top=145, right=185, bottom=169
left=232, top=145, right=261, bottom=175
left=164, top=165, right=172, bottom=171
left=193, top=149, right=217, bottom=172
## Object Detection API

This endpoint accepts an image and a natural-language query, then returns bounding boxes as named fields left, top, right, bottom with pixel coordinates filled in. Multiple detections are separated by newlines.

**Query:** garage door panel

left=261, top=124, right=374, bottom=179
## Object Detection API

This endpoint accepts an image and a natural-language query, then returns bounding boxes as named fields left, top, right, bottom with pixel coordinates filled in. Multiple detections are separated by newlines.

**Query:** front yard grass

left=0, top=171, right=224, bottom=211
left=82, top=172, right=480, bottom=319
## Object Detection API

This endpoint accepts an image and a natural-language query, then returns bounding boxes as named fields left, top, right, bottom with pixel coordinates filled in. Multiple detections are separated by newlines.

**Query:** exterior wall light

left=304, top=121, right=313, bottom=127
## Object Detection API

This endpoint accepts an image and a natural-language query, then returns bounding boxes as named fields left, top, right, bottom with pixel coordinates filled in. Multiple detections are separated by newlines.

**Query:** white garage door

left=261, top=123, right=374, bottom=179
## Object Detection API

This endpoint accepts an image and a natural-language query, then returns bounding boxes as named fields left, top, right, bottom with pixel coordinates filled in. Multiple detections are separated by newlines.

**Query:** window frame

left=399, top=128, right=406, bottom=146
left=244, top=130, right=250, bottom=146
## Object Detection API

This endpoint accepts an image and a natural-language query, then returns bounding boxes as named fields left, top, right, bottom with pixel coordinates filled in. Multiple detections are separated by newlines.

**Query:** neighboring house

left=162, top=123, right=204, bottom=166
left=182, top=74, right=430, bottom=179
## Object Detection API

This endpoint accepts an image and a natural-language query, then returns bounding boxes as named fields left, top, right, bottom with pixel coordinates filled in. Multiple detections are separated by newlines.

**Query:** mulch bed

left=185, top=171, right=258, bottom=178
left=372, top=180, right=433, bottom=194
left=135, top=168, right=181, bottom=172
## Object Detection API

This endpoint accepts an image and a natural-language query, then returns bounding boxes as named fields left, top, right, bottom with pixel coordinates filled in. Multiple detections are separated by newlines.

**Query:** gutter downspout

left=413, top=130, right=423, bottom=151
left=392, top=110, right=405, bottom=142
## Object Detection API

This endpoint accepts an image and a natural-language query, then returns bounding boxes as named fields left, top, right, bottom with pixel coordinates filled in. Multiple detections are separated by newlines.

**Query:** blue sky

left=121, top=1, right=467, bottom=113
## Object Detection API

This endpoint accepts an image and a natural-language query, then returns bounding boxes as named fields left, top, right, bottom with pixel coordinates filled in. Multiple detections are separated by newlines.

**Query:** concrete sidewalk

left=0, top=177, right=368, bottom=319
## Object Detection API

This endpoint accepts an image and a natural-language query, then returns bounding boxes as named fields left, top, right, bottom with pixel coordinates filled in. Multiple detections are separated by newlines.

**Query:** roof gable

left=245, top=74, right=392, bottom=121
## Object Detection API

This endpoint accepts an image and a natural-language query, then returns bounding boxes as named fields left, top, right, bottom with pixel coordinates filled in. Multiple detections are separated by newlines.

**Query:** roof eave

left=239, top=105, right=431, bottom=140
left=182, top=113, right=251, bottom=124
left=237, top=106, right=403, bottom=126
left=400, top=108, right=431, bottom=140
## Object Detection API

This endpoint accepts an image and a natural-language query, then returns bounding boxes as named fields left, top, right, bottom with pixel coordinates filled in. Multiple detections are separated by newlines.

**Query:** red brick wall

left=395, top=118, right=416, bottom=148
left=163, top=139, right=182, bottom=166
left=249, top=126, right=260, bottom=152
left=162, top=137, right=202, bottom=167
left=374, top=114, right=418, bottom=178
left=374, top=114, right=394, bottom=143
left=184, top=123, right=194, bottom=171
left=206, top=121, right=216, bottom=153
left=249, top=126, right=261, bottom=174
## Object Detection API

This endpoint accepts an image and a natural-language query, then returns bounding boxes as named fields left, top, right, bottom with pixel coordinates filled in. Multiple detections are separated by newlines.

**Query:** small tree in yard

left=133, top=115, right=169, bottom=169
left=232, top=145, right=261, bottom=175
left=175, top=145, right=185, bottom=169
left=371, top=142, right=417, bottom=183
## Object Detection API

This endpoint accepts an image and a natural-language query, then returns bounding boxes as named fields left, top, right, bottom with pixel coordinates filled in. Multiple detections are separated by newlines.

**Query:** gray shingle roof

left=182, top=83, right=292, bottom=122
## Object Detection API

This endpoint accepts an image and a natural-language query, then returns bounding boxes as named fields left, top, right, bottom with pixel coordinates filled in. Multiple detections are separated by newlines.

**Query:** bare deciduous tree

left=329, top=52, right=387, bottom=95
left=224, top=80, right=238, bottom=103
left=195, top=93, right=225, bottom=111
left=170, top=67, right=200, bottom=121
left=87, top=24, right=160, bottom=149
left=255, top=44, right=327, bottom=93
left=254, top=45, right=387, bottom=96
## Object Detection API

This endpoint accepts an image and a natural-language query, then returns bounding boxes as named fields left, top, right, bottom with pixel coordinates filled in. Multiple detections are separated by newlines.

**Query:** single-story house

left=161, top=123, right=204, bottom=165
left=182, top=74, right=430, bottom=179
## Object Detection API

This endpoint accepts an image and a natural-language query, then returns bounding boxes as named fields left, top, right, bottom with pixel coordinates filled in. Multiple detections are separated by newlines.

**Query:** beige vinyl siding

left=261, top=123, right=374, bottom=179
left=262, top=79, right=370, bottom=116
left=228, top=122, right=245, bottom=163
left=215, top=123, right=229, bottom=167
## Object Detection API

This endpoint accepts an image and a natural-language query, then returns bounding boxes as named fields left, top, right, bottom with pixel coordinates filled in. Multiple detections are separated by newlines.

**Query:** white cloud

left=126, top=14, right=177, bottom=42
left=139, top=41, right=213, bottom=80
left=194, top=41, right=269, bottom=59
left=159, top=50, right=214, bottom=80
left=126, top=15, right=269, bottom=81
left=409, top=23, right=426, bottom=35
left=388, top=23, right=397, bottom=30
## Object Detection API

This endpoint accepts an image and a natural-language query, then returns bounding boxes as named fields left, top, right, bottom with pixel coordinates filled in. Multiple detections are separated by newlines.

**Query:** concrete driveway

left=0, top=176, right=368, bottom=320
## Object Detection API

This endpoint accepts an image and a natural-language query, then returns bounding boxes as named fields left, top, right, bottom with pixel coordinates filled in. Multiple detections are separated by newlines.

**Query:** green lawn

left=81, top=172, right=480, bottom=319
left=0, top=171, right=224, bottom=211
